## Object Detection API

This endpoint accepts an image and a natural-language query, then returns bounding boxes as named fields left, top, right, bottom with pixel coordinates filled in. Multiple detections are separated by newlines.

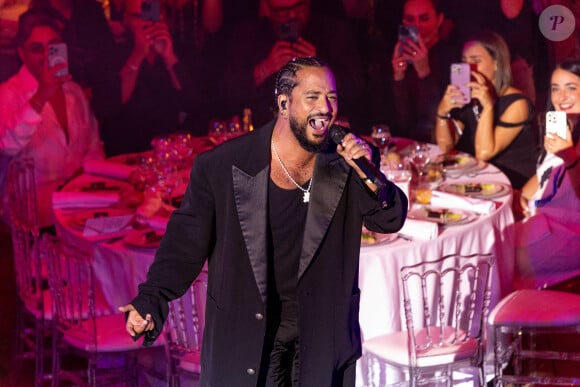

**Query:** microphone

left=329, top=124, right=386, bottom=190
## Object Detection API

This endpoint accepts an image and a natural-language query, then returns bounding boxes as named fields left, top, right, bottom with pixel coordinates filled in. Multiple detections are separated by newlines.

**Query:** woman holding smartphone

left=390, top=0, right=459, bottom=143
left=435, top=30, right=537, bottom=189
left=514, top=59, right=580, bottom=292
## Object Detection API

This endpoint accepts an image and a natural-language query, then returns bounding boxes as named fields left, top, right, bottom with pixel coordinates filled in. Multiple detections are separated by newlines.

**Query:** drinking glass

left=371, top=124, right=392, bottom=157
left=410, top=142, right=431, bottom=177
left=381, top=159, right=412, bottom=208
left=208, top=119, right=227, bottom=145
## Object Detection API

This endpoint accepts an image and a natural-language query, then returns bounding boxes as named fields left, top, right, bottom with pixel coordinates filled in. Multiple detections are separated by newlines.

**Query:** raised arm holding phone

left=389, top=0, right=458, bottom=143
left=434, top=30, right=537, bottom=189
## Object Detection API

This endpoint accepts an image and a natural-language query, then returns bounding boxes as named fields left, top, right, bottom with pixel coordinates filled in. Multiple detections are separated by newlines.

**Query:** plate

left=438, top=182, right=510, bottom=199
left=69, top=208, right=134, bottom=231
left=361, top=231, right=398, bottom=247
left=436, top=152, right=478, bottom=172
left=407, top=207, right=476, bottom=226
left=63, top=177, right=134, bottom=196
left=107, top=152, right=150, bottom=166
left=123, top=228, right=164, bottom=249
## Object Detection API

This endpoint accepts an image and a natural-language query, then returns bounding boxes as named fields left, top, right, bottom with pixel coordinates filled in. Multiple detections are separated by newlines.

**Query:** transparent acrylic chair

left=363, top=253, right=494, bottom=386
left=165, top=270, right=208, bottom=386
left=6, top=157, right=51, bottom=386
left=42, top=234, right=164, bottom=386
left=489, top=288, right=580, bottom=386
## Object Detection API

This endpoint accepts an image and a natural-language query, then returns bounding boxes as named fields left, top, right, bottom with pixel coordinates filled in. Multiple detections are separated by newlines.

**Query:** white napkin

left=83, top=159, right=136, bottom=180
left=431, top=190, right=495, bottom=214
left=148, top=215, right=169, bottom=230
left=399, top=218, right=439, bottom=240
left=52, top=191, right=120, bottom=209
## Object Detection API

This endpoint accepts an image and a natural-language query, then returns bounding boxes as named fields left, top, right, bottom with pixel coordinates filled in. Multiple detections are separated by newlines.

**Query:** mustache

left=307, top=113, right=332, bottom=121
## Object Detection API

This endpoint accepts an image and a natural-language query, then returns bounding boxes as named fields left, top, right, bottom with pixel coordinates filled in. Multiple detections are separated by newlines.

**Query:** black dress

left=451, top=93, right=538, bottom=189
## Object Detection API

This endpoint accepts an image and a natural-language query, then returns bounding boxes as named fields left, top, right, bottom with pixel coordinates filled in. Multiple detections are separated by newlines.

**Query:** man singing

left=120, top=57, right=407, bottom=386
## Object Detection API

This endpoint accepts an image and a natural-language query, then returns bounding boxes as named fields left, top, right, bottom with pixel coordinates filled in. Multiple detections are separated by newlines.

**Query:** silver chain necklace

left=271, top=138, right=312, bottom=203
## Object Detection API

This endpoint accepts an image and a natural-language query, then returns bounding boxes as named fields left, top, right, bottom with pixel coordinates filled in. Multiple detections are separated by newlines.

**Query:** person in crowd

left=515, top=58, right=580, bottom=292
left=220, top=0, right=365, bottom=131
left=442, top=0, right=546, bottom=106
left=98, top=0, right=195, bottom=156
left=0, top=10, right=104, bottom=228
left=119, top=57, right=407, bottom=386
left=28, top=0, right=120, bottom=122
left=435, top=30, right=537, bottom=189
left=390, top=0, right=459, bottom=142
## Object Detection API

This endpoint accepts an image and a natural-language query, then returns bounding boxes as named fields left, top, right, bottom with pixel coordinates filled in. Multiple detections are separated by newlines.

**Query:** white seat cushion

left=363, top=326, right=478, bottom=368
left=489, top=289, right=580, bottom=327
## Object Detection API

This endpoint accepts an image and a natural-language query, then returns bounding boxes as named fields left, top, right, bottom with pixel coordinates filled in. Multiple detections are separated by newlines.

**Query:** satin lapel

left=298, top=153, right=349, bottom=279
left=233, top=165, right=270, bottom=302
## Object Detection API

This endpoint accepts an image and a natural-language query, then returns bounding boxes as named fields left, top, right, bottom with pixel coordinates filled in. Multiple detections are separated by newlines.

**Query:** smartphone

left=47, top=42, right=68, bottom=77
left=141, top=0, right=161, bottom=22
left=398, top=25, right=419, bottom=61
left=278, top=20, right=300, bottom=42
left=450, top=63, right=471, bottom=102
left=398, top=24, right=419, bottom=44
left=546, top=111, right=567, bottom=139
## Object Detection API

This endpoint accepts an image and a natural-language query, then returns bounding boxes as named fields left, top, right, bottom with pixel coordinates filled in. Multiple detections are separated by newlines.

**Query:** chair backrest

left=42, top=234, right=98, bottom=349
left=6, top=157, right=38, bottom=232
left=400, top=253, right=494, bottom=367
left=166, top=271, right=208, bottom=355
left=7, top=158, right=42, bottom=307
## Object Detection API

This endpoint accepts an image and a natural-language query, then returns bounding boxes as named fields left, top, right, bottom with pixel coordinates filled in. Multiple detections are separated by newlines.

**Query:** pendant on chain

left=303, top=191, right=310, bottom=203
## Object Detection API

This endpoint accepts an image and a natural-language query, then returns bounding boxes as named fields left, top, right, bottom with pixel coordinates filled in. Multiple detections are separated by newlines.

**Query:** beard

left=289, top=115, right=332, bottom=153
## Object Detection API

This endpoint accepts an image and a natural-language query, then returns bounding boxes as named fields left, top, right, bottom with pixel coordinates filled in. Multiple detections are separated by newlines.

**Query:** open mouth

left=308, top=117, right=330, bottom=132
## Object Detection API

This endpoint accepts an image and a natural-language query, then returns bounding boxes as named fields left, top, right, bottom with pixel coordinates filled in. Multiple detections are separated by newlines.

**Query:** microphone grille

left=329, top=124, right=346, bottom=145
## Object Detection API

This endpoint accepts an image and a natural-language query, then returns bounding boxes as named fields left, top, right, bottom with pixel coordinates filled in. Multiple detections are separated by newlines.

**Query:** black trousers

left=266, top=338, right=299, bottom=387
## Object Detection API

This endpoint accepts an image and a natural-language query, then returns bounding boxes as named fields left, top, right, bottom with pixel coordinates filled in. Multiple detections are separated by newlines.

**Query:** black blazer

left=131, top=121, right=407, bottom=386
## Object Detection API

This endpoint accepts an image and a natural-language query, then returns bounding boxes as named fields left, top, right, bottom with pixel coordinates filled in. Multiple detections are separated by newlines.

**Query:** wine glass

left=410, top=142, right=431, bottom=177
left=381, top=158, right=412, bottom=208
left=371, top=124, right=392, bottom=158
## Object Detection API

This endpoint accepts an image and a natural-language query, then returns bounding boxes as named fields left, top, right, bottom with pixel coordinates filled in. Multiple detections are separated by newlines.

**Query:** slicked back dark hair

left=273, top=56, right=329, bottom=112
left=15, top=9, right=63, bottom=47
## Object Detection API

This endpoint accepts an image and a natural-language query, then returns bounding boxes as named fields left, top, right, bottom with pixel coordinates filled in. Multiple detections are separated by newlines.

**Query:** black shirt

left=267, top=178, right=309, bottom=342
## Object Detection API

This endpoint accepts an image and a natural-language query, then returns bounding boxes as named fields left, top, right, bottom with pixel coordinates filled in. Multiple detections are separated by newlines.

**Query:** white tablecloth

left=356, top=156, right=515, bottom=386
left=53, top=146, right=515, bottom=385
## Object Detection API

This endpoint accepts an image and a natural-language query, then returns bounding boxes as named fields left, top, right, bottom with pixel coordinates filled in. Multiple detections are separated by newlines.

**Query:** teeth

left=309, top=118, right=328, bottom=130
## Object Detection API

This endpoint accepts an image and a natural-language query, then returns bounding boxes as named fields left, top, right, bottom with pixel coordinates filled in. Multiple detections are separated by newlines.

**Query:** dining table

left=51, top=137, right=516, bottom=386
left=355, top=139, right=516, bottom=386
left=53, top=134, right=215, bottom=314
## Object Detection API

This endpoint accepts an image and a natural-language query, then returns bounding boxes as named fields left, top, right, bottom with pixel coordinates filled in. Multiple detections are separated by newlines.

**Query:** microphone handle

left=352, top=156, right=386, bottom=190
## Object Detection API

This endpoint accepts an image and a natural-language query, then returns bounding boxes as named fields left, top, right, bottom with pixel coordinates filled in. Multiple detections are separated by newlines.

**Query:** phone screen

left=48, top=42, right=68, bottom=77
left=278, top=21, right=300, bottom=42
left=398, top=25, right=419, bottom=44
left=546, top=111, right=567, bottom=139
left=398, top=25, right=418, bottom=62
left=450, top=63, right=471, bottom=102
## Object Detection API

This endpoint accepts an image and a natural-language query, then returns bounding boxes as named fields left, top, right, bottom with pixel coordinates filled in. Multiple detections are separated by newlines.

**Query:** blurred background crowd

left=0, top=0, right=576, bottom=144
